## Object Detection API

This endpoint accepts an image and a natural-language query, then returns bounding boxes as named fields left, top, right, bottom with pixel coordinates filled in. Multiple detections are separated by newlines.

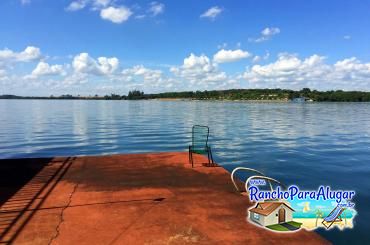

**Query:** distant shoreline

left=0, top=97, right=288, bottom=101
left=2, top=88, right=370, bottom=102
left=155, top=98, right=290, bottom=102
left=2, top=97, right=370, bottom=102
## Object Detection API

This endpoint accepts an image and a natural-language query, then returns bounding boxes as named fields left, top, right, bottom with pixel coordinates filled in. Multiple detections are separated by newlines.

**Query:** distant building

left=249, top=201, right=295, bottom=227
left=291, top=97, right=306, bottom=102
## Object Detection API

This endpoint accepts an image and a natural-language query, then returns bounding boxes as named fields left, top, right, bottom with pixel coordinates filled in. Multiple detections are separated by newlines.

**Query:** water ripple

left=1, top=100, right=370, bottom=243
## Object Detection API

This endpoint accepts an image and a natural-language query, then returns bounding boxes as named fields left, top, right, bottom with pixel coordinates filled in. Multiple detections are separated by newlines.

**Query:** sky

left=1, top=0, right=370, bottom=96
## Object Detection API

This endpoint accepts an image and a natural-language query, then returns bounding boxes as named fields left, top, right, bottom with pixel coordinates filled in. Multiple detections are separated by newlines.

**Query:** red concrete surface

left=0, top=152, right=329, bottom=244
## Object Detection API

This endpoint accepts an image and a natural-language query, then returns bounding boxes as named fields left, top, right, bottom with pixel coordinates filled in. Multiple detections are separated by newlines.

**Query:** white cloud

left=97, top=57, right=120, bottom=74
left=121, top=65, right=169, bottom=88
left=252, top=56, right=262, bottom=63
left=109, top=65, right=177, bottom=93
left=4, top=45, right=370, bottom=95
left=252, top=51, right=270, bottom=63
left=66, top=0, right=88, bottom=11
left=148, top=2, right=165, bottom=16
left=100, top=6, right=132, bottom=23
left=0, top=46, right=41, bottom=64
left=262, top=27, right=280, bottom=36
left=67, top=1, right=166, bottom=24
left=66, top=1, right=133, bottom=25
left=61, top=73, right=88, bottom=86
left=213, top=49, right=251, bottom=63
left=217, top=43, right=227, bottom=49
left=244, top=53, right=324, bottom=85
left=135, top=14, right=146, bottom=19
left=171, top=53, right=227, bottom=88
left=93, top=0, right=111, bottom=8
left=344, top=35, right=351, bottom=40
left=0, top=69, right=7, bottom=80
left=250, top=27, right=281, bottom=43
left=30, top=61, right=65, bottom=78
left=20, top=0, right=31, bottom=5
left=73, top=53, right=119, bottom=75
left=66, top=0, right=112, bottom=11
left=243, top=53, right=370, bottom=90
left=123, top=65, right=162, bottom=78
left=200, top=6, right=223, bottom=20
left=18, top=46, right=41, bottom=61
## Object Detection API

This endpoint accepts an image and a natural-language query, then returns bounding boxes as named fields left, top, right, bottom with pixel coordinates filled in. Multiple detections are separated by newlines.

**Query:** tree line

left=2, top=88, right=370, bottom=102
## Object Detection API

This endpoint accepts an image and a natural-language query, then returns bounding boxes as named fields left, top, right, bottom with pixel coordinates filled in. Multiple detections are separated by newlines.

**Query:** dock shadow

left=0, top=157, right=74, bottom=244
left=0, top=158, right=53, bottom=207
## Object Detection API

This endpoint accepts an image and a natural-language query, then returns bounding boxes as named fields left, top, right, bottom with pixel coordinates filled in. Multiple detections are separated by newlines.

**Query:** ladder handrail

left=231, top=167, right=273, bottom=192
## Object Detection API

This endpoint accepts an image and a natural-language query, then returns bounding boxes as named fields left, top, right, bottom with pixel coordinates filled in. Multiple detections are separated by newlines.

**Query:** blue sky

left=1, top=0, right=370, bottom=95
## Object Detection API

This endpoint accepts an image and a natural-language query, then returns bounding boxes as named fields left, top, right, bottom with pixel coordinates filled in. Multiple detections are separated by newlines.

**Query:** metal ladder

left=230, top=167, right=286, bottom=199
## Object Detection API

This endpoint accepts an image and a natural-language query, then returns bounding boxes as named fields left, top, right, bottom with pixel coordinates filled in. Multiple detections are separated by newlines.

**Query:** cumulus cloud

left=61, top=73, right=89, bottom=86
left=250, top=27, right=281, bottom=43
left=262, top=27, right=280, bottom=36
left=252, top=51, right=271, bottom=63
left=120, top=65, right=175, bottom=91
left=3, top=45, right=370, bottom=95
left=66, top=0, right=88, bottom=11
left=244, top=53, right=326, bottom=85
left=200, top=6, right=223, bottom=20
left=66, top=0, right=166, bottom=24
left=122, top=65, right=162, bottom=80
left=100, top=6, right=132, bottom=23
left=18, top=46, right=41, bottom=61
left=148, top=2, right=165, bottom=16
left=66, top=0, right=112, bottom=11
left=73, top=53, right=119, bottom=75
left=243, top=53, right=370, bottom=90
left=93, top=0, right=111, bottom=8
left=213, top=49, right=251, bottom=63
left=171, top=53, right=227, bottom=87
left=29, top=61, right=65, bottom=78
left=0, top=46, right=41, bottom=64
left=66, top=1, right=132, bottom=24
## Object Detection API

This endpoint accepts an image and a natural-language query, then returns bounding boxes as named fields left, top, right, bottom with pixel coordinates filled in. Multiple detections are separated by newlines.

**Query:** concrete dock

left=0, top=152, right=328, bottom=244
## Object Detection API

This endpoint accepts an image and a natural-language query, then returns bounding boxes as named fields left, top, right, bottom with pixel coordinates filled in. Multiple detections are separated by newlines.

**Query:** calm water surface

left=0, top=100, right=370, bottom=244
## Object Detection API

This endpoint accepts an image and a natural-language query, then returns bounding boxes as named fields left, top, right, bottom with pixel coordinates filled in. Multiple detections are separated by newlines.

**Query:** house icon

left=249, top=201, right=295, bottom=227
